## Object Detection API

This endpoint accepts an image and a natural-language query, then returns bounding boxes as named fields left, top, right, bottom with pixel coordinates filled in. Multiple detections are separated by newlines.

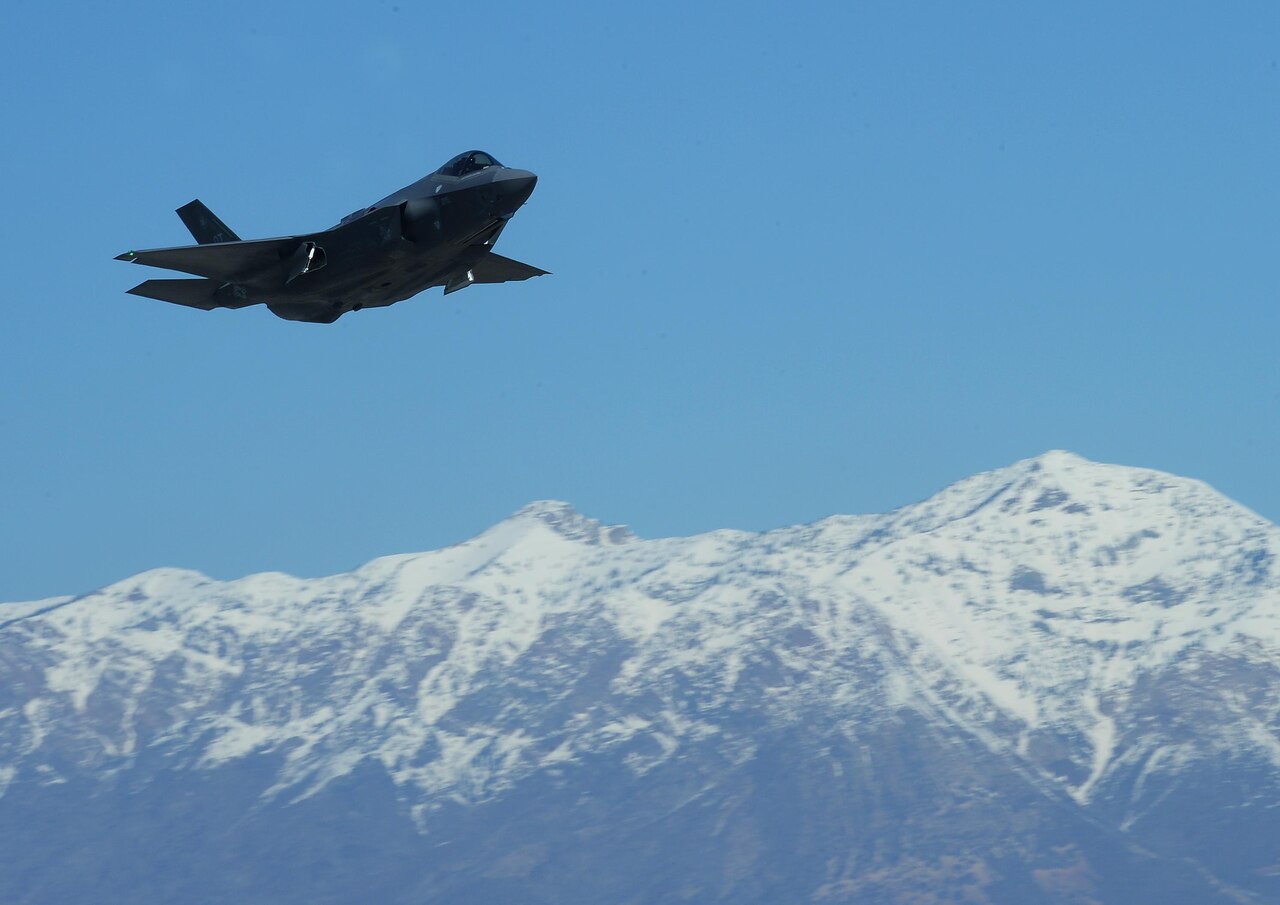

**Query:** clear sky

left=3, top=2, right=1278, bottom=601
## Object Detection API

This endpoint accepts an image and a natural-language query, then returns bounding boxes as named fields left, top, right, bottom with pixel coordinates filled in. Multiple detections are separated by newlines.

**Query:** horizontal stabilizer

left=469, top=251, right=548, bottom=284
left=126, top=278, right=256, bottom=311
left=176, top=200, right=240, bottom=245
left=116, top=236, right=300, bottom=282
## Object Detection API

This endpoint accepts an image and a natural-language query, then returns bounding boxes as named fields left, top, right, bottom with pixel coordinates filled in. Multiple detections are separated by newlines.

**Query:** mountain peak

left=998, top=450, right=1233, bottom=517
left=1024, top=448, right=1088, bottom=470
left=510, top=500, right=637, bottom=546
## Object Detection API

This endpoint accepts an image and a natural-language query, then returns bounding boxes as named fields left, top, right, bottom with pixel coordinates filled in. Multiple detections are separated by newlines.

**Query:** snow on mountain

left=2, top=450, right=1277, bottom=830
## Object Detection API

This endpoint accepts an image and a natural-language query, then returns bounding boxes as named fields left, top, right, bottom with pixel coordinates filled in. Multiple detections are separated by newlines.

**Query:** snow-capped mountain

left=2, top=451, right=1277, bottom=904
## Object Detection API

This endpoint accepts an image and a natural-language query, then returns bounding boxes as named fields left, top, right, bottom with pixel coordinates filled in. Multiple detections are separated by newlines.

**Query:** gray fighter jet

left=116, top=150, right=543, bottom=323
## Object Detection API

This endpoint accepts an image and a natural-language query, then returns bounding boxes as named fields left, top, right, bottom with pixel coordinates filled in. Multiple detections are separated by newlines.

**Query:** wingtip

left=115, top=251, right=138, bottom=262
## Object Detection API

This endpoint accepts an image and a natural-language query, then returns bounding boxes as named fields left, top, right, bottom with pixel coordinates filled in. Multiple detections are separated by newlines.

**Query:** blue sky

left=3, top=2, right=1278, bottom=600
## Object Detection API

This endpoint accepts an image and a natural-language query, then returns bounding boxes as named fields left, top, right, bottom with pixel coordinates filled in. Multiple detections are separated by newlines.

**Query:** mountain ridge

left=2, top=450, right=1277, bottom=903
left=7, top=449, right=1268, bottom=601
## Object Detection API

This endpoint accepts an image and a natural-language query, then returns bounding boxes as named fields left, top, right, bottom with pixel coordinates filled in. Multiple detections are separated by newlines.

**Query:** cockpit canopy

left=435, top=150, right=503, bottom=178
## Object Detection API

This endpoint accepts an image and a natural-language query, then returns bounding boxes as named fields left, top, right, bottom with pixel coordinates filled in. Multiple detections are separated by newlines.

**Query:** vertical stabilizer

left=176, top=200, right=241, bottom=245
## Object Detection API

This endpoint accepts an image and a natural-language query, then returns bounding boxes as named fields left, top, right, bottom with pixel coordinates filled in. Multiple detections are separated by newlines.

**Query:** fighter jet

left=116, top=150, right=543, bottom=323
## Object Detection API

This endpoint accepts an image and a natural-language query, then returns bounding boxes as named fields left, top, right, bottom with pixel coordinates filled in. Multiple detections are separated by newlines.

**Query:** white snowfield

left=1, top=451, right=1277, bottom=821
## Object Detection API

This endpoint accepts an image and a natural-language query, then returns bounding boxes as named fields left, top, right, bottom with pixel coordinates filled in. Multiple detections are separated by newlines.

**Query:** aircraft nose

left=494, top=168, right=537, bottom=213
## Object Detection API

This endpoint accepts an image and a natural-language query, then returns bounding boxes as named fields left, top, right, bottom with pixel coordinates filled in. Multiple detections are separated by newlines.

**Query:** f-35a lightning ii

left=116, top=151, right=543, bottom=323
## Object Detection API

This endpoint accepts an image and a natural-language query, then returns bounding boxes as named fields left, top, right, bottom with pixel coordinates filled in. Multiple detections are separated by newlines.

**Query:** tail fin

left=126, top=278, right=256, bottom=311
left=176, top=200, right=241, bottom=244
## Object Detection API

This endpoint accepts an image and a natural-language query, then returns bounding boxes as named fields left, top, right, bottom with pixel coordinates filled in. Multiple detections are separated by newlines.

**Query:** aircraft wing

left=468, top=251, right=548, bottom=284
left=115, top=236, right=302, bottom=282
